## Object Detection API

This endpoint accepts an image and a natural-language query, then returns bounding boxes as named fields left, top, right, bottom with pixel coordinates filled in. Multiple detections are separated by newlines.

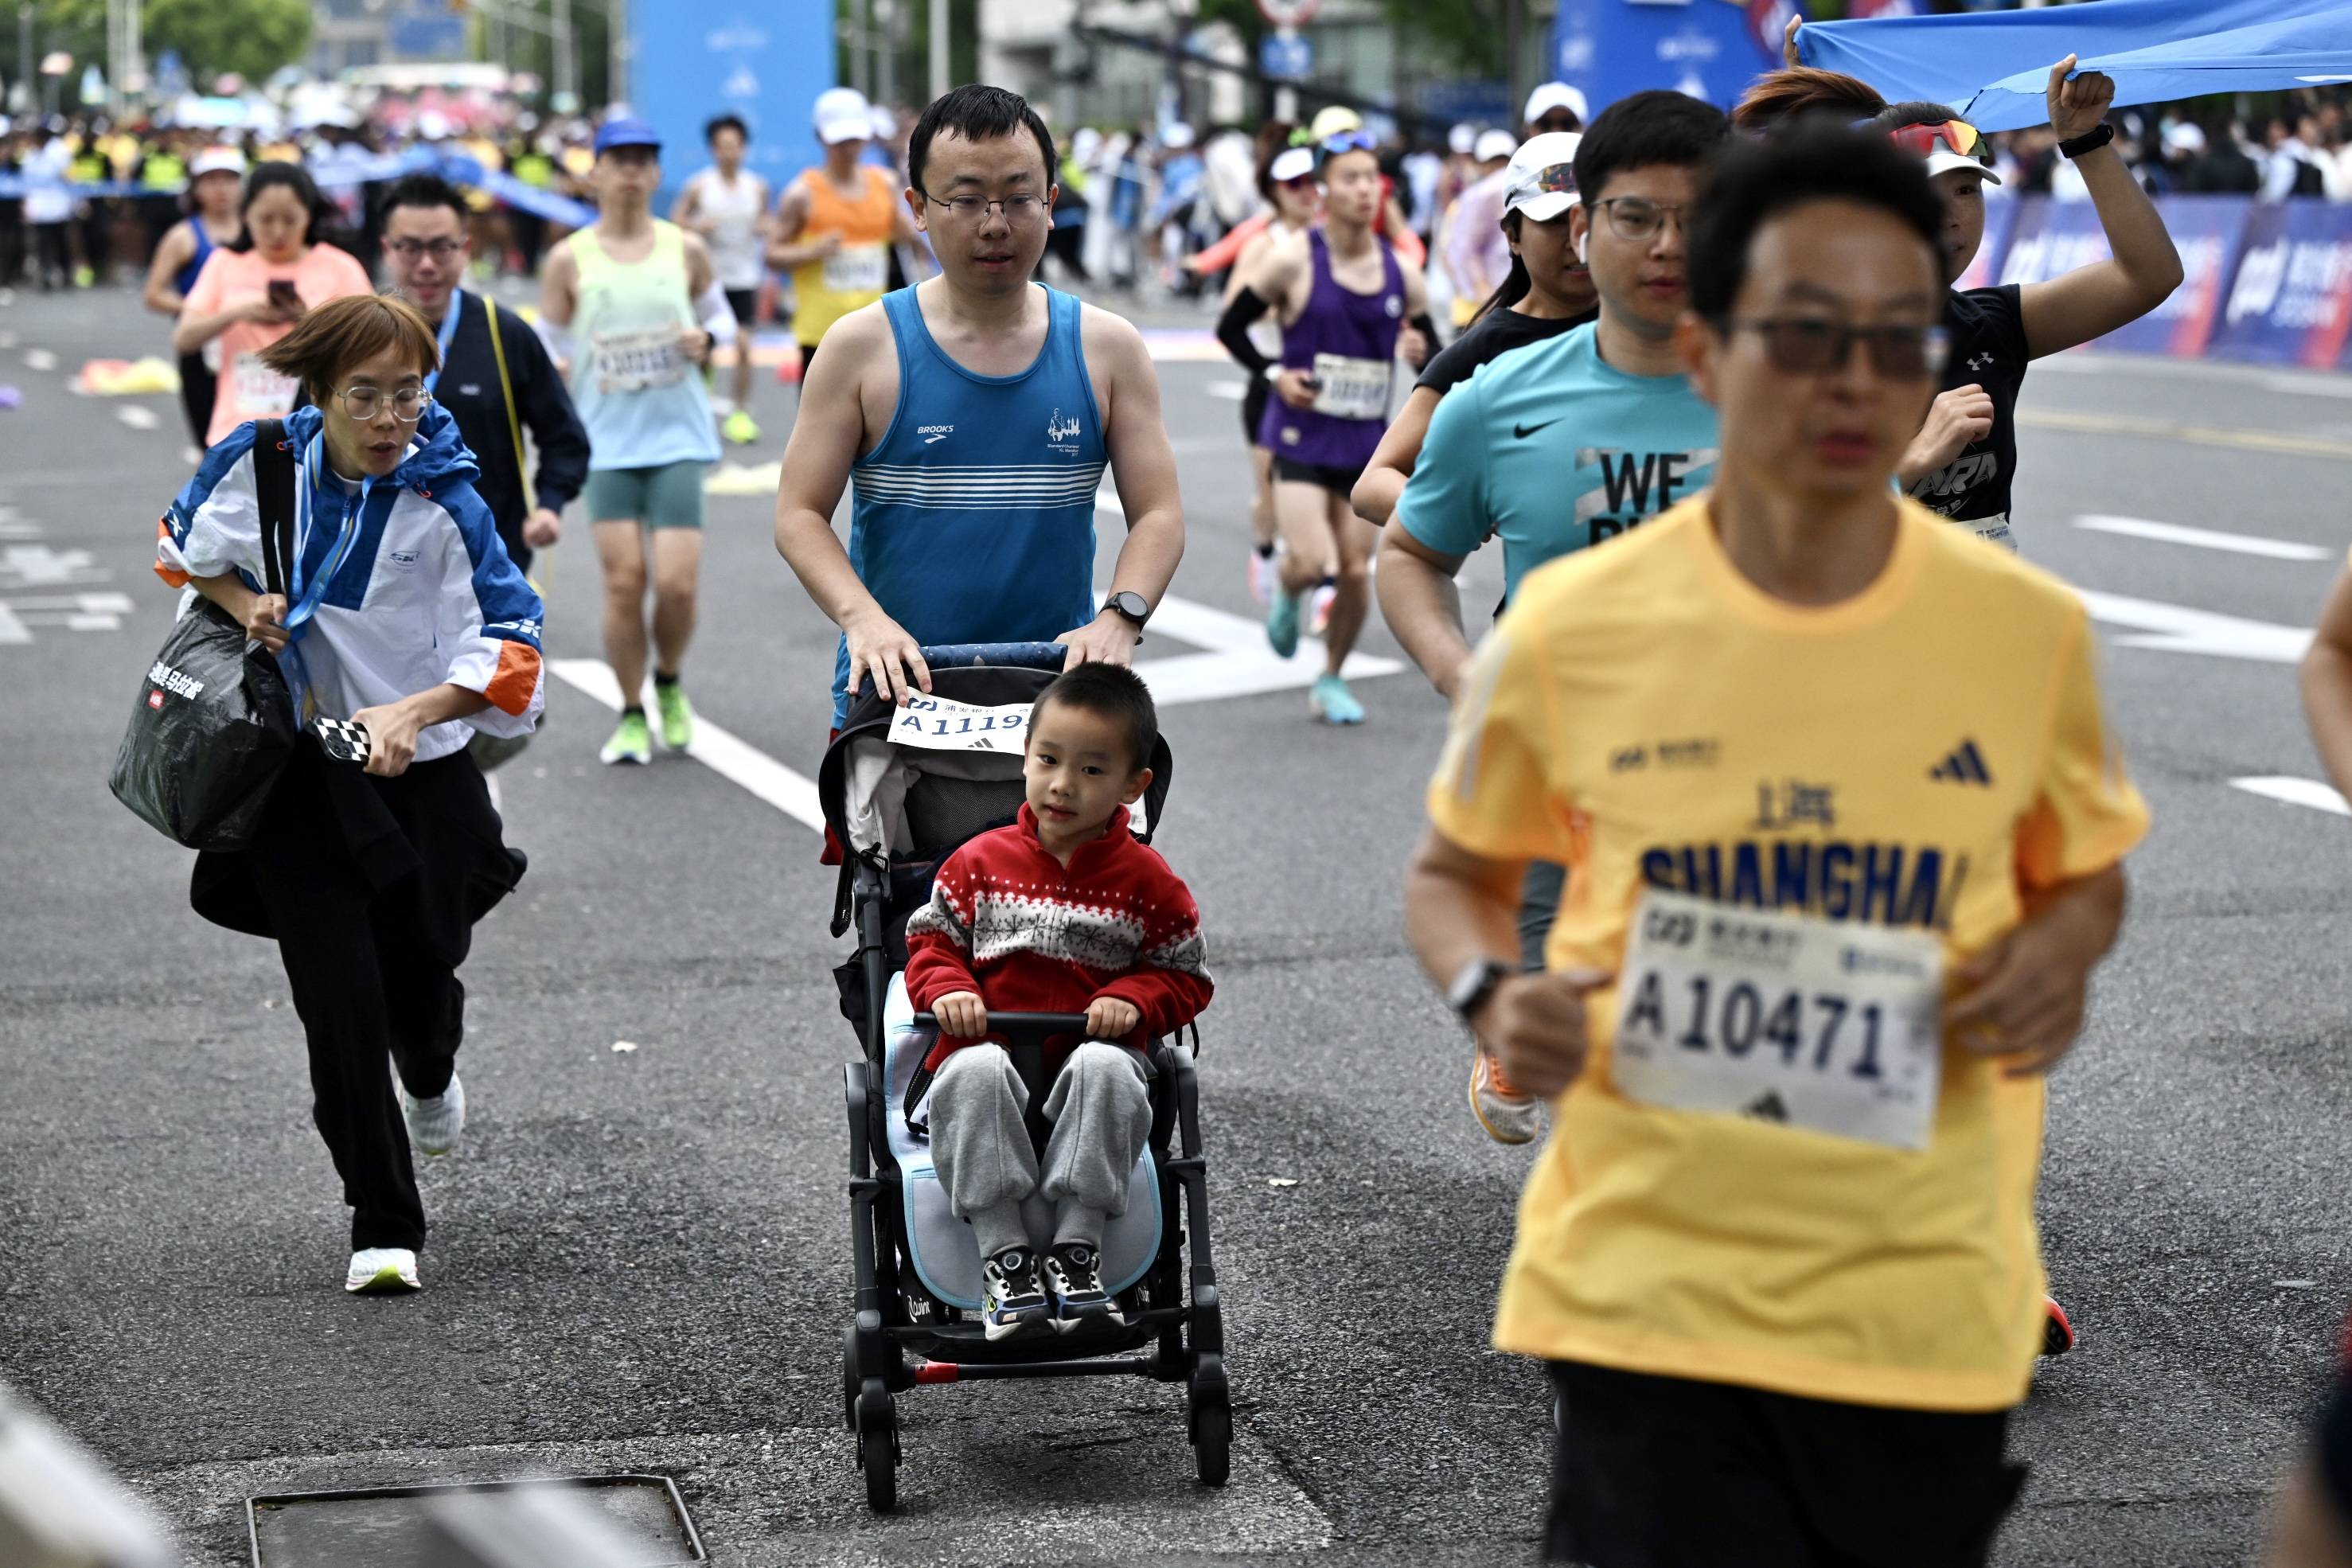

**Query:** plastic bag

left=108, top=597, right=298, bottom=850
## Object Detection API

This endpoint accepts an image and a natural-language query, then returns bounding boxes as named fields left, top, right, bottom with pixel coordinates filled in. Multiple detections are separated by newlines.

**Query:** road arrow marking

left=2077, top=590, right=2310, bottom=664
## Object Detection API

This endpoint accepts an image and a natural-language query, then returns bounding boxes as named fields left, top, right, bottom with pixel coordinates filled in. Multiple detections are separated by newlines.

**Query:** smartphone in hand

left=267, top=279, right=302, bottom=314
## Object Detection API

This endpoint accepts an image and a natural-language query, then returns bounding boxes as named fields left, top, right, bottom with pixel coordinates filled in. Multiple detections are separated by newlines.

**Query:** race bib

left=1310, top=353, right=1390, bottom=422
left=1611, top=889, right=1945, bottom=1150
left=231, top=353, right=298, bottom=417
left=891, top=693, right=1032, bottom=754
left=591, top=327, right=688, bottom=395
left=823, top=243, right=889, bottom=295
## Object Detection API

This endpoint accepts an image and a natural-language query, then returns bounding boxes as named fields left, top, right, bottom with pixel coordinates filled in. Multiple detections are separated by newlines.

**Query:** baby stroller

left=819, top=643, right=1230, bottom=1513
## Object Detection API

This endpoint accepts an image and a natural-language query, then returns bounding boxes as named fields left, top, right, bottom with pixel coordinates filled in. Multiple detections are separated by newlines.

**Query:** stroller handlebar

left=916, top=642, right=1070, bottom=674
left=912, top=1011, right=1095, bottom=1038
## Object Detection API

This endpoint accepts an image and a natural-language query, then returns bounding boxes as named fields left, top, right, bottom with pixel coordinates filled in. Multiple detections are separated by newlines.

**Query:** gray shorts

left=585, top=459, right=708, bottom=530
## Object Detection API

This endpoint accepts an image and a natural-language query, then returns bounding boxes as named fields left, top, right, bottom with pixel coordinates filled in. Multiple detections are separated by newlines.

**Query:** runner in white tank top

left=673, top=113, right=772, bottom=446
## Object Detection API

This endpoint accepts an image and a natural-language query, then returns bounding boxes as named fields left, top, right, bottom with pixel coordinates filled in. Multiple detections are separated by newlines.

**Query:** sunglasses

left=1886, top=118, right=1990, bottom=166
left=1726, top=318, right=1950, bottom=380
left=1318, top=130, right=1379, bottom=158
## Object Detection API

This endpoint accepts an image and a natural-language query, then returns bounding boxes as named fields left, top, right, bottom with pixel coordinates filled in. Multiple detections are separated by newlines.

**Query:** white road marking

left=2073, top=513, right=2329, bottom=561
left=22, top=348, right=57, bottom=372
left=1205, top=378, right=1246, bottom=401
left=0, top=544, right=106, bottom=587
left=114, top=404, right=160, bottom=431
left=547, top=659, right=828, bottom=833
left=2232, top=776, right=2350, bottom=817
left=0, top=604, right=26, bottom=645
left=2077, top=589, right=2309, bottom=664
left=0, top=591, right=136, bottom=641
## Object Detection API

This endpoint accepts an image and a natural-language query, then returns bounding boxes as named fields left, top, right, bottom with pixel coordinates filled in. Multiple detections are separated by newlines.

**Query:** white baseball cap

left=2163, top=121, right=2206, bottom=156
left=1502, top=131, right=1582, bottom=223
left=814, top=85, right=874, bottom=145
left=1267, top=146, right=1316, bottom=185
left=1473, top=127, right=1517, bottom=164
left=1448, top=122, right=1476, bottom=156
left=191, top=146, right=247, bottom=178
left=1163, top=121, right=1195, bottom=150
left=1523, top=82, right=1589, bottom=129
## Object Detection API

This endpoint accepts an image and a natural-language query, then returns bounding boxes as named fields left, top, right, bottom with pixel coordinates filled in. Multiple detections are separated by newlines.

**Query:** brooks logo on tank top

left=836, top=284, right=1106, bottom=724
left=567, top=220, right=720, bottom=471
left=1259, top=229, right=1404, bottom=470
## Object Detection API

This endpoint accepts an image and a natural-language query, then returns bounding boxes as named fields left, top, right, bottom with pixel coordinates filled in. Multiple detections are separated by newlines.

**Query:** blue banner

left=630, top=8, right=838, bottom=212
left=1996, top=195, right=2253, bottom=357
left=1550, top=0, right=1796, bottom=119
left=1799, top=0, right=2352, bottom=132
left=2209, top=202, right=2352, bottom=370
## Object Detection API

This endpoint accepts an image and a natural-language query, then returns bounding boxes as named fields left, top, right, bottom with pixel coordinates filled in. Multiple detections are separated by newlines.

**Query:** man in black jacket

left=377, top=172, right=589, bottom=573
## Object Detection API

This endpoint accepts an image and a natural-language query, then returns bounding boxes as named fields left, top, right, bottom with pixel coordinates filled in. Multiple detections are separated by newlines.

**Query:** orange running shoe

left=1469, top=1047, right=1545, bottom=1145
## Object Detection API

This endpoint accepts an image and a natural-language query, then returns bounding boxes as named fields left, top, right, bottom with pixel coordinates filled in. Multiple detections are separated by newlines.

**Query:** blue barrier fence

left=0, top=147, right=597, bottom=228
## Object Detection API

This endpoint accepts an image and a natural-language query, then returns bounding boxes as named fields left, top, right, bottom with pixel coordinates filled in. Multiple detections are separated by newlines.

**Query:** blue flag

left=1798, top=0, right=2352, bottom=131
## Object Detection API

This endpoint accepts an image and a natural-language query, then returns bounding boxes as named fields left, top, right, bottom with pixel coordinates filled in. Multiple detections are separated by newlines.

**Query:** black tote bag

left=108, top=421, right=302, bottom=851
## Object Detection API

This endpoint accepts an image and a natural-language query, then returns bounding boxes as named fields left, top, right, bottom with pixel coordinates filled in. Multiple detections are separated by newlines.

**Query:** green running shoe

left=656, top=683, right=696, bottom=751
left=1266, top=590, right=1302, bottom=659
left=600, top=710, right=653, bottom=766
left=722, top=409, right=761, bottom=446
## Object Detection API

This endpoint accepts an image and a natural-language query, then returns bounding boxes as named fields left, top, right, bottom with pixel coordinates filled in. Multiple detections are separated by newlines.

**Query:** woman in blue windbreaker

left=154, top=292, right=545, bottom=1296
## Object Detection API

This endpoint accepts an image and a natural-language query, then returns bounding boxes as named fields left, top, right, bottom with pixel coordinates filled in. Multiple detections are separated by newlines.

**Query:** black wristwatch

left=1447, top=958, right=1513, bottom=1029
left=1102, top=591, right=1152, bottom=632
left=2058, top=122, right=2115, bottom=161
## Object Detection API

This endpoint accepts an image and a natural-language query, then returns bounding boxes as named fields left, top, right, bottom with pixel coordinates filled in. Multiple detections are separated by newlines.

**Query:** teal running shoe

left=1266, top=591, right=1302, bottom=659
left=1309, top=673, right=1365, bottom=725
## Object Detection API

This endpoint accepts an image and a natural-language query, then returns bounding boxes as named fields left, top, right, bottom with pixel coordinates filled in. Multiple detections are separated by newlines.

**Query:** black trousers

left=230, top=746, right=509, bottom=1252
left=1545, top=1362, right=2023, bottom=1568
left=177, top=349, right=216, bottom=448
left=32, top=221, right=68, bottom=288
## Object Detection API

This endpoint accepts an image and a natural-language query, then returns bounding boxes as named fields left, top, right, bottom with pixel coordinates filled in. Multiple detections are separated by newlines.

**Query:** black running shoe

left=1043, top=1241, right=1122, bottom=1332
left=981, top=1246, right=1053, bottom=1341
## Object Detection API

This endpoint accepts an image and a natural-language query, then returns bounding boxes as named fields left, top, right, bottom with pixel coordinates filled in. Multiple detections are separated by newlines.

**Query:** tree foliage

left=141, top=0, right=313, bottom=88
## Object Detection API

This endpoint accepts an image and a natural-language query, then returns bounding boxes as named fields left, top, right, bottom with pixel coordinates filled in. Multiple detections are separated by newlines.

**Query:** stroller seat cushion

left=883, top=973, right=1160, bottom=1312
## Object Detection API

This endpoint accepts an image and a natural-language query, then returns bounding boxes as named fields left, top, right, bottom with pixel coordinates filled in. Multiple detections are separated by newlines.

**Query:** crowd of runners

left=102, top=36, right=2352, bottom=1564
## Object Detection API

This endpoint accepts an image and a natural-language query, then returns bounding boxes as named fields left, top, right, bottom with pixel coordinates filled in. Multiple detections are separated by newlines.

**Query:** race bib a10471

left=1610, top=889, right=1946, bottom=1151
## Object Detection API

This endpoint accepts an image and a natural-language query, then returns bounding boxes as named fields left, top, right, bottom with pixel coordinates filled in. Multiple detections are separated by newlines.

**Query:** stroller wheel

left=860, top=1423, right=899, bottom=1512
left=1188, top=1363, right=1231, bottom=1488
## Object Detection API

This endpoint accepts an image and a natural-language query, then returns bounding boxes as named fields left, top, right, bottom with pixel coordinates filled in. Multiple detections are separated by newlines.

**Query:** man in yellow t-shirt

left=1406, top=123, right=2147, bottom=1568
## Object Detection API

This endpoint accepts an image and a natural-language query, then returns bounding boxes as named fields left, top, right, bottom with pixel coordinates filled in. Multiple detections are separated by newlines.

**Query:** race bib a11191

left=890, top=692, right=1033, bottom=754
left=1611, top=889, right=1946, bottom=1150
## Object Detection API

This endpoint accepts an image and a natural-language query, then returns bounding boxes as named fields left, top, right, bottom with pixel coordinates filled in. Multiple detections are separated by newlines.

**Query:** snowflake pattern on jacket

left=904, top=803, right=1211, bottom=1071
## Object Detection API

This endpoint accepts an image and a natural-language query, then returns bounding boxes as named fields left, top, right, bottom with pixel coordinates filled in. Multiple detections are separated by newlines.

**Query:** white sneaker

left=1309, top=582, right=1338, bottom=635
left=345, top=1247, right=422, bottom=1293
left=400, top=1072, right=465, bottom=1156
left=1469, top=1048, right=1545, bottom=1146
left=1247, top=546, right=1281, bottom=607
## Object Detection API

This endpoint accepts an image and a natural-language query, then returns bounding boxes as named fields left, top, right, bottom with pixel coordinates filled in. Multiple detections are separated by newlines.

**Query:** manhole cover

left=246, top=1474, right=704, bottom=1567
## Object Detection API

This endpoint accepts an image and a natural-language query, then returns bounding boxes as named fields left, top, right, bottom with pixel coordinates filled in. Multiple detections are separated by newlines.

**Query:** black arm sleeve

left=505, top=313, right=590, bottom=515
left=1215, top=287, right=1276, bottom=379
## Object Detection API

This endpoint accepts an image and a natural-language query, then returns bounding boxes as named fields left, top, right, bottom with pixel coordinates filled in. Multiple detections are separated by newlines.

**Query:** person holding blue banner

left=1875, top=60, right=2181, bottom=552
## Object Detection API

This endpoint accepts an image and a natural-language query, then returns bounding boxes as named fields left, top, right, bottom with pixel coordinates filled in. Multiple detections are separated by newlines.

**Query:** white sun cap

left=815, top=85, right=875, bottom=145
left=1502, top=131, right=1582, bottom=222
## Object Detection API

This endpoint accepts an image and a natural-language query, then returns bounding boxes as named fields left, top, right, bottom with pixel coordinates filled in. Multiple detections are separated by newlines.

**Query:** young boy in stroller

left=903, top=662, right=1214, bottom=1340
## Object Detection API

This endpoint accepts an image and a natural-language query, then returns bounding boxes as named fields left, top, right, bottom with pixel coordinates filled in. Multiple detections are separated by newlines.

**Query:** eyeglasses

left=387, top=238, right=466, bottom=259
left=919, top=189, right=1048, bottom=224
left=1886, top=118, right=1991, bottom=166
left=1726, top=317, right=1950, bottom=380
left=1591, top=197, right=1687, bottom=241
left=334, top=385, right=433, bottom=422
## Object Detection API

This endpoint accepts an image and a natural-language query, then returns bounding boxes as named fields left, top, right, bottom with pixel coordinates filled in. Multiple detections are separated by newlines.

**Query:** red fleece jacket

left=903, top=805, right=1212, bottom=1072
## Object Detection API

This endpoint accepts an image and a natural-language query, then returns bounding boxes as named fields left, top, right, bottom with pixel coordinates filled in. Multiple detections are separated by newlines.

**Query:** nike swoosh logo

left=1514, top=420, right=1559, bottom=439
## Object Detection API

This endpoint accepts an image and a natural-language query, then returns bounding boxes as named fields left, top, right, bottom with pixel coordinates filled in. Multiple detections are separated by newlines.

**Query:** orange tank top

left=791, top=165, right=900, bottom=345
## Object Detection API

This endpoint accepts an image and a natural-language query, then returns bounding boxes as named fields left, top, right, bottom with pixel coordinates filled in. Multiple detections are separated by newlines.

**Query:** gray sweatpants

left=928, top=1040, right=1153, bottom=1258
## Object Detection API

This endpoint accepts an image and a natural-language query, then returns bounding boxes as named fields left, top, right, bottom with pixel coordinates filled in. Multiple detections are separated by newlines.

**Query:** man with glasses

left=541, top=118, right=734, bottom=767
left=1406, top=123, right=2145, bottom=1567
left=1383, top=90, right=1726, bottom=1142
left=773, top=84, right=1184, bottom=738
left=380, top=173, right=587, bottom=578
left=770, top=86, right=922, bottom=384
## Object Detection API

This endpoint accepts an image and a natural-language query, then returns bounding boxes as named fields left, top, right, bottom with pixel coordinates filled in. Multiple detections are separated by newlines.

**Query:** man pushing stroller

left=904, top=665, right=1213, bottom=1340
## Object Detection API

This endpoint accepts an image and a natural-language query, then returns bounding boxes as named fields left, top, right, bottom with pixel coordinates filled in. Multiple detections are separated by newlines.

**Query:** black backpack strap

left=251, top=419, right=298, bottom=599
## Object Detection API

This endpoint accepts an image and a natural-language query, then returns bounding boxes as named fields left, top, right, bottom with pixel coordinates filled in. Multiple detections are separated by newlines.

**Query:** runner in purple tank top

left=1220, top=132, right=1432, bottom=725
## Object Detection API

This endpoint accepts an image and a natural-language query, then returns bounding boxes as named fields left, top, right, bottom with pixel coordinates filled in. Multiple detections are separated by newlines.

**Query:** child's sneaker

left=1043, top=1241, right=1122, bottom=1332
left=981, top=1245, right=1053, bottom=1340
left=1470, top=1047, right=1544, bottom=1145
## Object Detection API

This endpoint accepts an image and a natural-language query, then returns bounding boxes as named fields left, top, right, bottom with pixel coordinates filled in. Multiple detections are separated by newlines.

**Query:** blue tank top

left=1258, top=229, right=1404, bottom=470
left=837, top=284, right=1107, bottom=724
left=176, top=220, right=216, bottom=298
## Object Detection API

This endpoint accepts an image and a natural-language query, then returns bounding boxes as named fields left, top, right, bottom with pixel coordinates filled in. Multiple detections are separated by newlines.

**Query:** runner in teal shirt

left=1397, top=319, right=1718, bottom=604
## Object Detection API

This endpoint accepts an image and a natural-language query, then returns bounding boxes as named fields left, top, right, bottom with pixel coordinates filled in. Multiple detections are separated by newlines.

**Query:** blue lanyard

left=422, top=289, right=465, bottom=395
left=288, top=435, right=374, bottom=631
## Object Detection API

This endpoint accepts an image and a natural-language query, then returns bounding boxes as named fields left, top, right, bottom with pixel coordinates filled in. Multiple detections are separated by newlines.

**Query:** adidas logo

left=1743, top=1090, right=1789, bottom=1123
left=1929, top=739, right=1993, bottom=786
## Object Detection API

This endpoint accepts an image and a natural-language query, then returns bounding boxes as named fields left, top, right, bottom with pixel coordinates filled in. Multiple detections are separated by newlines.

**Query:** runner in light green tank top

left=541, top=118, right=727, bottom=766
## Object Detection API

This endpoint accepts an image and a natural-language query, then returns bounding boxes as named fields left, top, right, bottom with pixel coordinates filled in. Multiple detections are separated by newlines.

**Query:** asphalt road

left=3, top=278, right=2350, bottom=1568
